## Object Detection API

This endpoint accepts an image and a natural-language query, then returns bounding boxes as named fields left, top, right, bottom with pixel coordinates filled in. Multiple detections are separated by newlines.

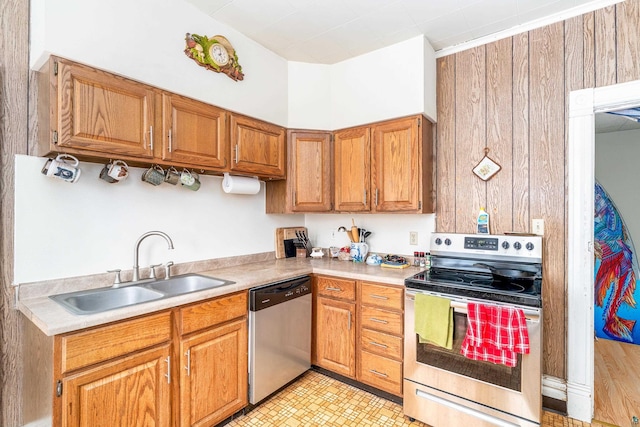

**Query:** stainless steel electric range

left=404, top=233, right=543, bottom=427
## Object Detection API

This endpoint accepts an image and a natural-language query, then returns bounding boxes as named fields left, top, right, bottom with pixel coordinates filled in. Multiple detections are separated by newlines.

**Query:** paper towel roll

left=222, top=173, right=261, bottom=195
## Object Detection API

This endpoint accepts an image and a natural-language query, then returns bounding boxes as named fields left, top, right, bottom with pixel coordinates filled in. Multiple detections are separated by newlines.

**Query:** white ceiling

left=596, top=111, right=640, bottom=134
left=185, top=0, right=618, bottom=64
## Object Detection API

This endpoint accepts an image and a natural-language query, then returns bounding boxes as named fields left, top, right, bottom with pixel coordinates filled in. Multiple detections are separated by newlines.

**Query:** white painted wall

left=595, top=128, right=640, bottom=252
left=30, top=0, right=289, bottom=126
left=14, top=155, right=303, bottom=284
left=288, top=62, right=332, bottom=130
left=306, top=213, right=436, bottom=256
left=288, top=36, right=436, bottom=130
left=330, top=36, right=434, bottom=130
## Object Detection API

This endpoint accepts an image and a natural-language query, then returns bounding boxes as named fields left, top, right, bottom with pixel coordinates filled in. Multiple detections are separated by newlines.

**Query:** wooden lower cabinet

left=52, top=291, right=248, bottom=427
left=314, top=296, right=356, bottom=378
left=313, top=276, right=404, bottom=397
left=61, top=344, right=171, bottom=427
left=180, top=318, right=247, bottom=427
left=357, top=282, right=404, bottom=397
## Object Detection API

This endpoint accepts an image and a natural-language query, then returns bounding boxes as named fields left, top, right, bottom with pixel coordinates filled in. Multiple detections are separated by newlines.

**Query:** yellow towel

left=414, top=293, right=453, bottom=350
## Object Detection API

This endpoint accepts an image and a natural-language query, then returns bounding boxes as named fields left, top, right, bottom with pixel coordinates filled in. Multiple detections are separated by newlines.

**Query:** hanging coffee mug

left=41, top=154, right=81, bottom=183
left=107, top=160, right=129, bottom=181
left=141, top=165, right=165, bottom=186
left=181, top=169, right=201, bottom=191
left=100, top=160, right=129, bottom=183
left=164, top=166, right=180, bottom=185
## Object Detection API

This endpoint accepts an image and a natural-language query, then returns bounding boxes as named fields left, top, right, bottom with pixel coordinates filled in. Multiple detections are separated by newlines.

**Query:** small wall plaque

left=473, top=148, right=501, bottom=181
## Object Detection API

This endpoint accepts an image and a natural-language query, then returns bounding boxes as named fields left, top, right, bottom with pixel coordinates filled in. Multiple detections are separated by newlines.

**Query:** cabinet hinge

left=53, top=61, right=58, bottom=76
left=419, top=200, right=422, bottom=210
left=418, top=117, right=421, bottom=127
left=52, top=130, right=58, bottom=144
left=56, top=380, right=63, bottom=397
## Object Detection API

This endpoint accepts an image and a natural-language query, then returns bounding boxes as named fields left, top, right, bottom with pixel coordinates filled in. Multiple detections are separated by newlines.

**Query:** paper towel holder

left=222, top=172, right=261, bottom=195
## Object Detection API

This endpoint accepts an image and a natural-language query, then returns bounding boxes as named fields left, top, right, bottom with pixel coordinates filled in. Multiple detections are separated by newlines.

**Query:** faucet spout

left=133, top=231, right=174, bottom=282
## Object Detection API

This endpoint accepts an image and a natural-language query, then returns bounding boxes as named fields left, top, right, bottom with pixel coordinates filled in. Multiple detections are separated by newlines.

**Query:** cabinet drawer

left=180, top=291, right=248, bottom=335
left=360, top=306, right=403, bottom=335
left=358, top=351, right=402, bottom=396
left=316, top=277, right=356, bottom=301
left=58, top=311, right=172, bottom=374
left=359, top=282, right=403, bottom=311
left=360, top=328, right=402, bottom=360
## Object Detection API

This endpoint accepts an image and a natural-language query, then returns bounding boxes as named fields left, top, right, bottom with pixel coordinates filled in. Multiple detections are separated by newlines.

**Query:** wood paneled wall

left=435, top=0, right=640, bottom=379
left=1, top=0, right=29, bottom=424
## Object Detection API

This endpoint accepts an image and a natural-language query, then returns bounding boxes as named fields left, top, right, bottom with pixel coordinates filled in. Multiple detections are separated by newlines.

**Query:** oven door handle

left=405, top=289, right=541, bottom=322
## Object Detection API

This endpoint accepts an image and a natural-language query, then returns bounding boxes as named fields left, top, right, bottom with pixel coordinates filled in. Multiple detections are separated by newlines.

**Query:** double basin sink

left=50, top=274, right=235, bottom=315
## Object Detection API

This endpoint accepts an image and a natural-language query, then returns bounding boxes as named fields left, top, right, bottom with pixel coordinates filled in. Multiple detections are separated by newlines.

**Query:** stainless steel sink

left=49, top=274, right=235, bottom=315
left=142, top=274, right=233, bottom=295
left=50, top=286, right=164, bottom=315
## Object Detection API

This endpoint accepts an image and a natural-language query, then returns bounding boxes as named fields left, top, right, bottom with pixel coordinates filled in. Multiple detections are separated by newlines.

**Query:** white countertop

left=18, top=257, right=420, bottom=336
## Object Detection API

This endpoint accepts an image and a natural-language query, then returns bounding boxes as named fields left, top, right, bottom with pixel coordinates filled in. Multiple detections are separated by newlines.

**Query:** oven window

left=416, top=312, right=522, bottom=391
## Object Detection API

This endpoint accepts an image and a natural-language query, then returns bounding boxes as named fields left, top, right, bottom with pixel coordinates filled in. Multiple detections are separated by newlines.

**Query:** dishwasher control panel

left=249, top=276, right=311, bottom=311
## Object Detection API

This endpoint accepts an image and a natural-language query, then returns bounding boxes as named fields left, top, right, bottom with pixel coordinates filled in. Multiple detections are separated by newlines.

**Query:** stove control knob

left=514, top=242, right=522, bottom=250
left=444, top=238, right=452, bottom=246
left=434, top=238, right=442, bottom=245
left=502, top=241, right=510, bottom=250
left=526, top=242, right=535, bottom=251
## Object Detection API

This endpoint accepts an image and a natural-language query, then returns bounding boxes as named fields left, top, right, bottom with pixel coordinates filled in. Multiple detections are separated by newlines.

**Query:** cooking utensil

left=351, top=219, right=359, bottom=243
left=473, top=262, right=537, bottom=287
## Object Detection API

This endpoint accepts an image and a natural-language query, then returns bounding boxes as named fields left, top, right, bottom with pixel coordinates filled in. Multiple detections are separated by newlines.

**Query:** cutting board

left=275, top=227, right=307, bottom=259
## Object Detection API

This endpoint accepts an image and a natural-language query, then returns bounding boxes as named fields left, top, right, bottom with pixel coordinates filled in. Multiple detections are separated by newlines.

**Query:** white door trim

left=567, top=79, right=640, bottom=422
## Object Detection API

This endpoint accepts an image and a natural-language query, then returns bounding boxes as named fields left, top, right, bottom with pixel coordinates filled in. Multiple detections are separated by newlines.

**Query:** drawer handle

left=369, top=341, right=388, bottom=349
left=370, top=318, right=388, bottom=324
left=369, top=369, right=388, bottom=378
left=326, top=286, right=342, bottom=292
left=370, top=294, right=388, bottom=300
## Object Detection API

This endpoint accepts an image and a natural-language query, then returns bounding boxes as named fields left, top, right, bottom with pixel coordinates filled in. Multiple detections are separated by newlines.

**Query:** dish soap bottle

left=477, top=207, right=490, bottom=234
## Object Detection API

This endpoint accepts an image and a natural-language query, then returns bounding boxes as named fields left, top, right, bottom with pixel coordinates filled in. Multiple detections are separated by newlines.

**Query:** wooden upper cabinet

left=372, top=116, right=422, bottom=212
left=334, top=126, right=371, bottom=212
left=230, top=114, right=286, bottom=178
left=290, top=131, right=332, bottom=212
left=162, top=94, right=228, bottom=170
left=51, top=57, right=155, bottom=158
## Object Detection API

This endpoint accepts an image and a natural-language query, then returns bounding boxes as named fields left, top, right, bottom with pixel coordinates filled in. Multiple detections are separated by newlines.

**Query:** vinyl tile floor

left=226, top=370, right=595, bottom=427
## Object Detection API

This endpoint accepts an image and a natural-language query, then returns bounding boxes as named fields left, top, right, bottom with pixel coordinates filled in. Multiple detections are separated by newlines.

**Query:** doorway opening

left=567, top=79, right=640, bottom=424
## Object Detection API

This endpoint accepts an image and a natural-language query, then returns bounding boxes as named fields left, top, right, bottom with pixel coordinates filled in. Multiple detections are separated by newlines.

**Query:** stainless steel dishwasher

left=249, top=275, right=312, bottom=405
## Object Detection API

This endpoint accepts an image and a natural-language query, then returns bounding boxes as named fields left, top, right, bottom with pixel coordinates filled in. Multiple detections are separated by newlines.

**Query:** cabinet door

left=162, top=94, right=229, bottom=169
left=371, top=117, right=421, bottom=212
left=61, top=344, right=171, bottom=427
left=54, top=58, right=155, bottom=158
left=314, top=296, right=356, bottom=378
left=334, top=127, right=371, bottom=212
left=230, top=114, right=286, bottom=178
left=290, top=131, right=332, bottom=212
left=180, top=318, right=248, bottom=427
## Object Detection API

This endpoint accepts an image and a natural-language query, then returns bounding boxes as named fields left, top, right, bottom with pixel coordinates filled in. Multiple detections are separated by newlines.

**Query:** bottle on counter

left=424, top=252, right=431, bottom=270
left=419, top=252, right=426, bottom=268
left=414, top=251, right=420, bottom=267
left=477, top=207, right=490, bottom=234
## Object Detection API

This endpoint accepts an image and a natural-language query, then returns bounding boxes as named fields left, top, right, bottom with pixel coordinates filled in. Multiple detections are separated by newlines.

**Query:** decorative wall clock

left=184, top=33, right=244, bottom=81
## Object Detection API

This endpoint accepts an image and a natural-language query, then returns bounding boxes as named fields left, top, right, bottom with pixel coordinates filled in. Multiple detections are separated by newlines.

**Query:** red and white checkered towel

left=460, top=303, right=529, bottom=367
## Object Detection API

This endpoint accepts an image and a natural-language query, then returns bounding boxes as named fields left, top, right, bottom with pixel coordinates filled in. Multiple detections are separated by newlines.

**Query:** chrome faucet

left=133, top=231, right=174, bottom=282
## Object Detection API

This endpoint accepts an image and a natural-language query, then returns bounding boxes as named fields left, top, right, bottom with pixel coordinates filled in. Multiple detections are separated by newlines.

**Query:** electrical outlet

left=532, top=219, right=544, bottom=236
left=409, top=231, right=418, bottom=245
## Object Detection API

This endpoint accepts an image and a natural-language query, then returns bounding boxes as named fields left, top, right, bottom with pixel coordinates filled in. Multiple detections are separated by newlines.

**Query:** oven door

left=403, top=289, right=542, bottom=427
